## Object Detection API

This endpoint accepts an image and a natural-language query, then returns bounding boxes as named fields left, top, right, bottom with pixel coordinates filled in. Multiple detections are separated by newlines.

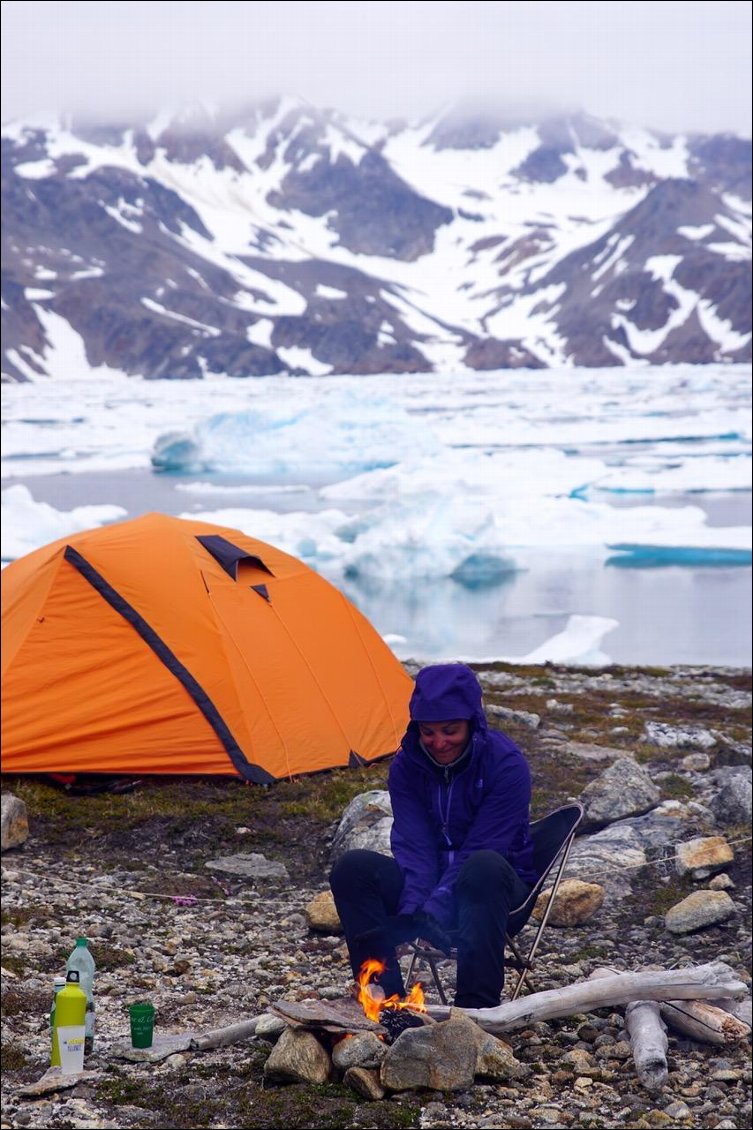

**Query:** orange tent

left=1, top=513, right=412, bottom=782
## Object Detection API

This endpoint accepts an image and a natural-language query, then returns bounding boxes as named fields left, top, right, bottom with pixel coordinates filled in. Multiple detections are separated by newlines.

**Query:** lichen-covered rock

left=675, top=836, right=734, bottom=880
left=380, top=1011, right=480, bottom=1092
left=533, top=878, right=605, bottom=926
left=710, top=771, right=752, bottom=826
left=579, top=758, right=661, bottom=830
left=664, top=890, right=737, bottom=934
left=263, top=1026, right=332, bottom=1085
left=475, top=1033, right=528, bottom=1081
left=332, top=1031, right=386, bottom=1071
left=305, top=890, right=342, bottom=933
left=642, top=722, right=718, bottom=750
left=204, top=853, right=289, bottom=880
left=343, top=1065, right=386, bottom=1100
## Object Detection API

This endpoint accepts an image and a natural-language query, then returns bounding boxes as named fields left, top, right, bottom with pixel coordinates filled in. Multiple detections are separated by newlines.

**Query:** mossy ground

left=94, top=1061, right=422, bottom=1129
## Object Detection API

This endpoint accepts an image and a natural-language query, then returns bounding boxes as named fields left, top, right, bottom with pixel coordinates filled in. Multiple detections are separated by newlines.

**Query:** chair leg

left=403, top=944, right=449, bottom=1005
left=507, top=832, right=578, bottom=1003
left=506, top=933, right=536, bottom=1001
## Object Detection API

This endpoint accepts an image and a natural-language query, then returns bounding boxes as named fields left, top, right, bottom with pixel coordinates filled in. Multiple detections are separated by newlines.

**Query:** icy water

left=2, top=366, right=751, bottom=667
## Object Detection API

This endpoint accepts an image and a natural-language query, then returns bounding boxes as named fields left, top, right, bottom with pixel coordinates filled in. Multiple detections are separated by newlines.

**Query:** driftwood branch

left=715, top=996, right=753, bottom=1029
left=190, top=1017, right=262, bottom=1051
left=589, top=968, right=669, bottom=1090
left=624, top=1000, right=669, bottom=1090
left=184, top=962, right=749, bottom=1053
left=659, top=999, right=752, bottom=1046
left=425, top=962, right=748, bottom=1034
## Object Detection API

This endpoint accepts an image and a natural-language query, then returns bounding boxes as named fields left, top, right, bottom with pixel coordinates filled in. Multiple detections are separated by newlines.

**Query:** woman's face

left=417, top=719, right=470, bottom=765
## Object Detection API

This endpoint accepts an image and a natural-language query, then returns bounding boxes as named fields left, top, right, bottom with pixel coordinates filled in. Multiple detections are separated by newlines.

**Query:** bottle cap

left=54, top=975, right=67, bottom=987
left=66, top=970, right=81, bottom=983
left=75, top=937, right=88, bottom=947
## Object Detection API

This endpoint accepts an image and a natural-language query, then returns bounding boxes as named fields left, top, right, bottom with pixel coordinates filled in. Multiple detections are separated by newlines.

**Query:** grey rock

left=709, top=873, right=736, bottom=890
left=330, top=790, right=393, bottom=864
left=681, top=752, right=712, bottom=772
left=254, top=1013, right=287, bottom=1041
left=564, top=742, right=629, bottom=762
left=17, top=1068, right=101, bottom=1097
left=204, top=853, right=289, bottom=880
left=664, top=889, right=737, bottom=934
left=343, top=1065, right=386, bottom=1100
left=263, top=1026, right=332, bottom=1084
left=579, top=758, right=661, bottom=831
left=1, top=793, right=29, bottom=852
left=486, top=704, right=541, bottom=729
left=332, top=1031, right=387, bottom=1071
left=381, top=1011, right=479, bottom=1092
left=567, top=823, right=647, bottom=897
left=643, top=721, right=718, bottom=750
left=710, top=770, right=752, bottom=826
left=110, top=1033, right=194, bottom=1061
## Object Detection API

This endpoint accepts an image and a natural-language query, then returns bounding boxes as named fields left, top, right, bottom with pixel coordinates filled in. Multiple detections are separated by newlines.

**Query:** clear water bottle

left=65, top=936, right=96, bottom=1054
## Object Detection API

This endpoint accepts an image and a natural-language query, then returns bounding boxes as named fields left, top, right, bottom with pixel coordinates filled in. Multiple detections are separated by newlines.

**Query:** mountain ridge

left=2, top=98, right=750, bottom=381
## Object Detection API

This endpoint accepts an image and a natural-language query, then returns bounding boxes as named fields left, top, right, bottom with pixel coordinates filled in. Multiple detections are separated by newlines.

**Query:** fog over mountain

left=1, top=98, right=751, bottom=381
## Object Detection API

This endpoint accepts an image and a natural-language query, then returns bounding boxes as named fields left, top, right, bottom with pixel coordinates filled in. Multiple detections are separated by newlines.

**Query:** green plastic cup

left=129, top=1002, right=155, bottom=1048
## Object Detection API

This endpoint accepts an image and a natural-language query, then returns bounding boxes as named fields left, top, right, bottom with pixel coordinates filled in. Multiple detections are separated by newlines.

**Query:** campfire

left=357, top=958, right=428, bottom=1043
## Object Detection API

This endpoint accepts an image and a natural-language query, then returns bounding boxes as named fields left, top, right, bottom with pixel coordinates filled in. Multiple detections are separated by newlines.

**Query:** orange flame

left=357, top=958, right=426, bottom=1023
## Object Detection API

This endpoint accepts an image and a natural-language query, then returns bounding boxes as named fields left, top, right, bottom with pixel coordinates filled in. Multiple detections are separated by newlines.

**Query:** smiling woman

left=330, top=661, right=538, bottom=1009
left=416, top=720, right=471, bottom=765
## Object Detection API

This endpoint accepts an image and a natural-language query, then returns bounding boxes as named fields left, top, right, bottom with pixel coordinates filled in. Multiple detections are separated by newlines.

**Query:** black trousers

left=329, top=848, right=531, bottom=1008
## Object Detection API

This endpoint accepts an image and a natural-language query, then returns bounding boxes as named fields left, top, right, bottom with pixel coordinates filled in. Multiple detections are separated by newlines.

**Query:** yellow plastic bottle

left=51, top=970, right=87, bottom=1067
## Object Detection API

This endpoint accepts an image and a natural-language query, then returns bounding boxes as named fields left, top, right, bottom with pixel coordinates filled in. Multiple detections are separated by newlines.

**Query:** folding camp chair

left=403, top=802, right=584, bottom=1003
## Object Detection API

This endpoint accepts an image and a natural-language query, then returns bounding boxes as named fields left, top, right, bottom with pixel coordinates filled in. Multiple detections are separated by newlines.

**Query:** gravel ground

left=2, top=661, right=751, bottom=1129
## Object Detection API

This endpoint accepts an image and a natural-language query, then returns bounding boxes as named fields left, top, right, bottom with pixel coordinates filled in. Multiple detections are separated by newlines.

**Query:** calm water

left=12, top=468, right=752, bottom=668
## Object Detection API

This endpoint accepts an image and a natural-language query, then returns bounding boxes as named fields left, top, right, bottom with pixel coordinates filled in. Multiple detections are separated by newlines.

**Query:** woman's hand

left=356, top=912, right=453, bottom=955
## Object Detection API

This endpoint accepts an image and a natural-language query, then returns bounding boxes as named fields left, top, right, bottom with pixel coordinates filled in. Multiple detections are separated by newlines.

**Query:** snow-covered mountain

left=2, top=98, right=751, bottom=381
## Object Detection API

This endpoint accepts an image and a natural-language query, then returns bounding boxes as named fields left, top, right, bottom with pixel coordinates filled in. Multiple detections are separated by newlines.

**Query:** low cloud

left=2, top=1, right=751, bottom=136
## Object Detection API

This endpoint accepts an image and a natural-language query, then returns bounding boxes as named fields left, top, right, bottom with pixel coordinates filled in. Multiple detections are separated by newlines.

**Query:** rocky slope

left=2, top=100, right=751, bottom=382
left=1, top=660, right=751, bottom=1129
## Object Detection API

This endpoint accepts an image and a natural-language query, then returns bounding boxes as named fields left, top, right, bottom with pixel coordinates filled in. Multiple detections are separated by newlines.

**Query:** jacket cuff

left=421, top=889, right=452, bottom=928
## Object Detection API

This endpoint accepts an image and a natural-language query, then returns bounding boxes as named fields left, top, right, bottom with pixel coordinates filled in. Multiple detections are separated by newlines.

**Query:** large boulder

left=263, top=1026, right=332, bottom=1085
left=330, top=791, right=393, bottom=864
left=1, top=794, right=29, bottom=852
left=709, top=769, right=752, bottom=826
left=579, top=758, right=661, bottom=830
left=380, top=1010, right=479, bottom=1092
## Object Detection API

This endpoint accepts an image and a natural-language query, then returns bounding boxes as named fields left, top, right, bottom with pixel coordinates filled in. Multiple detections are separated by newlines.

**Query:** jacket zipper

left=438, top=771, right=456, bottom=860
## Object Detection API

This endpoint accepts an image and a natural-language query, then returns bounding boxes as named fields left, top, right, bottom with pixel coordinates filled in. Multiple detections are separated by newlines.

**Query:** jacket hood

left=407, top=664, right=488, bottom=732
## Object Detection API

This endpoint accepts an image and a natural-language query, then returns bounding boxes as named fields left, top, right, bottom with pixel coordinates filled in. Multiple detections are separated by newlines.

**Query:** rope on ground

left=2, top=835, right=751, bottom=907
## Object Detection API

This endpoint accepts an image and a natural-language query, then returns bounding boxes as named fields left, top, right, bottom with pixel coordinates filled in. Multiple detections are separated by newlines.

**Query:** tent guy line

left=4, top=836, right=750, bottom=910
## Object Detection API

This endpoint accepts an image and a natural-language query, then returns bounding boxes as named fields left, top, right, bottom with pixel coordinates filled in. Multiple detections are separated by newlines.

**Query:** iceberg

left=1, top=484, right=126, bottom=563
left=606, top=544, right=753, bottom=567
left=518, top=614, right=619, bottom=665
left=150, top=388, right=442, bottom=478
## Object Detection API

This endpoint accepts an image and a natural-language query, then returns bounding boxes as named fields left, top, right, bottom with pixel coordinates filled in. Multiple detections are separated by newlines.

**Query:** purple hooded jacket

left=388, top=664, right=536, bottom=927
